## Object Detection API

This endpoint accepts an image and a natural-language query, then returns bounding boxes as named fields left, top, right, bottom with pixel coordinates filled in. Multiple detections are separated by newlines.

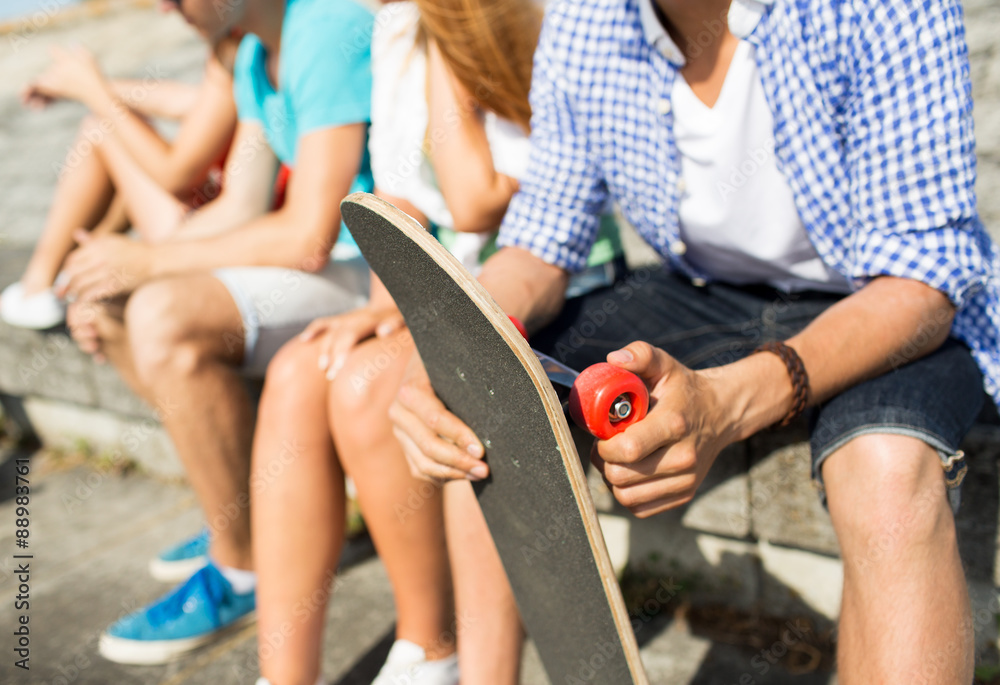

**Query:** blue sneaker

left=99, top=563, right=256, bottom=664
left=149, top=529, right=210, bottom=582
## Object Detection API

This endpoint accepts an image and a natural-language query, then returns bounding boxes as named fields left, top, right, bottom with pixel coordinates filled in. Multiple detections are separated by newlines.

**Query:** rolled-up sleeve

left=844, top=0, right=993, bottom=309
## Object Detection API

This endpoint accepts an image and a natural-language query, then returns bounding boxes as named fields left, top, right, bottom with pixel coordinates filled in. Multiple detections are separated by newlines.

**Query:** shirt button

left=691, top=277, right=707, bottom=287
left=670, top=240, right=687, bottom=256
left=676, top=177, right=688, bottom=194
left=657, top=98, right=672, bottom=115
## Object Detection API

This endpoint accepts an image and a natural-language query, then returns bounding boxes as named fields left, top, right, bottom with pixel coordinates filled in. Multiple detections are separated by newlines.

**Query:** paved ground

left=1, top=1, right=999, bottom=683
left=0, top=447, right=838, bottom=685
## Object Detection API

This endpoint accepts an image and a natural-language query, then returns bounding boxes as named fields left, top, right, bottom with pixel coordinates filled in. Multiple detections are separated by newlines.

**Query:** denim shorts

left=533, top=265, right=985, bottom=510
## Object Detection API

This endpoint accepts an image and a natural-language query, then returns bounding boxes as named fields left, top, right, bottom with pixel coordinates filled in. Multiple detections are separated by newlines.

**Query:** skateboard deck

left=341, top=193, right=649, bottom=685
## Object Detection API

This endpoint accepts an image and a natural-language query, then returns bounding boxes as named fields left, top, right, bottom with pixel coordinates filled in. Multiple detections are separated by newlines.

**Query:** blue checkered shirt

left=498, top=0, right=1000, bottom=406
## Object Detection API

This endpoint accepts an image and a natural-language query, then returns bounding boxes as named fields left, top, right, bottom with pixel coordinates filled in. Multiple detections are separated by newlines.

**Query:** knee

left=252, top=346, right=338, bottom=499
left=329, top=336, right=411, bottom=443
left=329, top=350, right=376, bottom=415
left=259, top=339, right=325, bottom=413
left=825, top=434, right=953, bottom=562
left=125, top=282, right=204, bottom=384
left=330, top=336, right=406, bottom=411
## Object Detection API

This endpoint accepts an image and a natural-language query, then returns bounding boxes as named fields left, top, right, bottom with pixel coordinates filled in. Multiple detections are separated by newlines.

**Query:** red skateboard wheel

left=568, top=363, right=649, bottom=439
left=508, top=315, right=529, bottom=341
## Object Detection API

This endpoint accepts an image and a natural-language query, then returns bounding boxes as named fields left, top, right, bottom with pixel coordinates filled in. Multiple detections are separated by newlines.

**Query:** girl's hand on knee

left=300, top=305, right=406, bottom=380
left=390, top=355, right=486, bottom=483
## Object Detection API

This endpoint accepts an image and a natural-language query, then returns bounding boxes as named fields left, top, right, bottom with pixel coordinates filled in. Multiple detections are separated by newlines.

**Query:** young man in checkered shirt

left=391, top=0, right=1000, bottom=681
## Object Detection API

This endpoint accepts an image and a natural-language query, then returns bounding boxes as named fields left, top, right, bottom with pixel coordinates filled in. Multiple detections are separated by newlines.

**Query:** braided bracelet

left=754, top=341, right=810, bottom=427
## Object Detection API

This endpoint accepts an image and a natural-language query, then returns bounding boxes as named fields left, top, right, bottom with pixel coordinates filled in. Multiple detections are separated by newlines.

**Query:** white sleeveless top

left=369, top=1, right=530, bottom=275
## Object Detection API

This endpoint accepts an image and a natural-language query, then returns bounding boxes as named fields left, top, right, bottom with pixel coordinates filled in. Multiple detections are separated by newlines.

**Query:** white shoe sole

left=98, top=610, right=257, bottom=664
left=148, top=555, right=209, bottom=583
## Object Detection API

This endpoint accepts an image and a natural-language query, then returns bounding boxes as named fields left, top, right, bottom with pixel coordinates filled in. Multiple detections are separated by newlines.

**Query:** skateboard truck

left=508, top=317, right=649, bottom=440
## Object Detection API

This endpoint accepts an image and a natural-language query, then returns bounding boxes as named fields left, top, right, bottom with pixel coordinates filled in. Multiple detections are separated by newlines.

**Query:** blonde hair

left=414, top=0, right=541, bottom=132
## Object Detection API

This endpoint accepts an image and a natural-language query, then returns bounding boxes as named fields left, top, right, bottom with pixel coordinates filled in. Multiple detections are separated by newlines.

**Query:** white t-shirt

left=369, top=2, right=530, bottom=274
left=673, top=40, right=849, bottom=292
left=640, top=0, right=849, bottom=293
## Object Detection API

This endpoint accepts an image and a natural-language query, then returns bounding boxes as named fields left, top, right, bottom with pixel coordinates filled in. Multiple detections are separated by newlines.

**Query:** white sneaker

left=371, top=640, right=459, bottom=685
left=0, top=282, right=65, bottom=329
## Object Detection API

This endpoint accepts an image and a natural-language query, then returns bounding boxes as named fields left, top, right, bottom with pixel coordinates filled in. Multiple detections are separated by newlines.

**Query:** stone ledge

left=0, top=321, right=155, bottom=419
left=3, top=285, right=1000, bottom=657
left=0, top=312, right=263, bottom=479
left=11, top=393, right=182, bottom=479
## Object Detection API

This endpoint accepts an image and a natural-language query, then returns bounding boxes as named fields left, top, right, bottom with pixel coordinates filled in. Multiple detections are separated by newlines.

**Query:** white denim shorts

left=214, top=257, right=369, bottom=377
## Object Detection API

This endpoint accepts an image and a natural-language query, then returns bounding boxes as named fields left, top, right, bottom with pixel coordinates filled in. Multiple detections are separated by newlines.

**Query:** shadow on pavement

left=333, top=626, right=394, bottom=685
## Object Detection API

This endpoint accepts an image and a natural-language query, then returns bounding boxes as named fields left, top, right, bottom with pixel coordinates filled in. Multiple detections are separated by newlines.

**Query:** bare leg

left=91, top=194, right=130, bottom=237
left=824, top=433, right=972, bottom=684
left=126, top=274, right=254, bottom=569
left=98, top=131, right=188, bottom=243
left=253, top=338, right=345, bottom=685
left=331, top=332, right=455, bottom=660
left=444, top=480, right=524, bottom=685
left=20, top=118, right=116, bottom=293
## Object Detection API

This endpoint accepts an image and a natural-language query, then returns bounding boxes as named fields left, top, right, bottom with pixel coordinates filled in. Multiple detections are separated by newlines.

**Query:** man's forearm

left=789, top=277, right=954, bottom=402
left=152, top=208, right=335, bottom=278
left=476, top=247, right=569, bottom=333
left=720, top=276, right=956, bottom=443
left=167, top=192, right=262, bottom=242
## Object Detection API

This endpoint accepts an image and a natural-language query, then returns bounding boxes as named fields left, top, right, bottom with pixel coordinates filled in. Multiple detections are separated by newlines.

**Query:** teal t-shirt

left=233, top=0, right=375, bottom=256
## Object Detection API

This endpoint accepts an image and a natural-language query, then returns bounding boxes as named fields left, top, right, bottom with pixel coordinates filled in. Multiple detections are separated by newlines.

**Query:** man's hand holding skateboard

left=391, top=336, right=796, bottom=517
left=589, top=342, right=757, bottom=518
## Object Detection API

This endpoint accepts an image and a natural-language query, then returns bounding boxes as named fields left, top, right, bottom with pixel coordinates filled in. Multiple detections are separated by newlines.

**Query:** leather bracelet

left=754, top=341, right=809, bottom=427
